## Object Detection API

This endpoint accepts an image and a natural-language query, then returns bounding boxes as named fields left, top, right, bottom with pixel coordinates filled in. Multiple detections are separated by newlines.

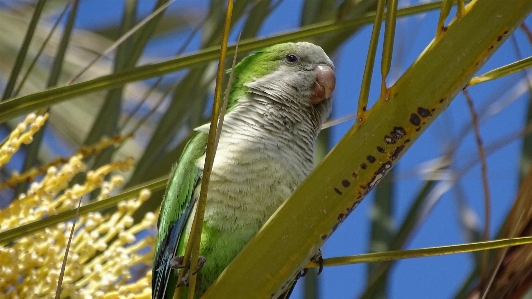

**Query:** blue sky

left=72, top=1, right=532, bottom=298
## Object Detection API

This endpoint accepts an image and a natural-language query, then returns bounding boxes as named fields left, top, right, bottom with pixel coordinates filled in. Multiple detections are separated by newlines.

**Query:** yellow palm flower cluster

left=0, top=113, right=48, bottom=167
left=0, top=113, right=158, bottom=298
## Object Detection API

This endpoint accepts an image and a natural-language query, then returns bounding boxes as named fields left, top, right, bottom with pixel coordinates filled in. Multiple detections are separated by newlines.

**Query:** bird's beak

left=310, top=64, right=336, bottom=105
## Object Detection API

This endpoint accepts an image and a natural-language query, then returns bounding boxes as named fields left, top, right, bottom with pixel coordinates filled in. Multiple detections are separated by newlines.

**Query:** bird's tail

left=152, top=222, right=181, bottom=299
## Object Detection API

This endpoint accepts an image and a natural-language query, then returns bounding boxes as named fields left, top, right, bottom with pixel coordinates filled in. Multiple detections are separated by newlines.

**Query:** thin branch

left=356, top=0, right=385, bottom=125
left=67, top=0, right=175, bottom=84
left=181, top=2, right=234, bottom=297
left=322, top=112, right=357, bottom=129
left=55, top=197, right=82, bottom=299
left=117, top=19, right=204, bottom=134
left=463, top=90, right=491, bottom=282
left=520, top=23, right=532, bottom=43
left=380, top=0, right=398, bottom=99
left=304, top=236, right=532, bottom=269
left=13, top=1, right=71, bottom=97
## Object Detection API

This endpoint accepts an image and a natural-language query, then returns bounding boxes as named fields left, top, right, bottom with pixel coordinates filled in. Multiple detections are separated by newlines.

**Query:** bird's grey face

left=274, top=42, right=336, bottom=107
left=242, top=42, right=336, bottom=125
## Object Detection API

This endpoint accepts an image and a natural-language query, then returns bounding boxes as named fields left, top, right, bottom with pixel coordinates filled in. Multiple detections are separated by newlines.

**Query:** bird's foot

left=310, top=249, right=324, bottom=275
left=192, top=256, right=207, bottom=275
left=169, top=255, right=206, bottom=271
left=169, top=256, right=186, bottom=269
left=171, top=255, right=207, bottom=288
left=294, top=249, right=324, bottom=280
left=176, top=272, right=189, bottom=288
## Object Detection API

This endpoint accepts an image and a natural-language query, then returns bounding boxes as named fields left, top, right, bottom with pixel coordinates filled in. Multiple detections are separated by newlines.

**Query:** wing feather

left=152, top=132, right=207, bottom=299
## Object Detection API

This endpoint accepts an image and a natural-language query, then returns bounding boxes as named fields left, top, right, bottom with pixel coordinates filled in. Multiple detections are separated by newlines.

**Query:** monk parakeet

left=152, top=42, right=335, bottom=299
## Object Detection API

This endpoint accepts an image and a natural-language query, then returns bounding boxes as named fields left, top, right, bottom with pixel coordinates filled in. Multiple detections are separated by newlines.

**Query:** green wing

left=152, top=132, right=207, bottom=299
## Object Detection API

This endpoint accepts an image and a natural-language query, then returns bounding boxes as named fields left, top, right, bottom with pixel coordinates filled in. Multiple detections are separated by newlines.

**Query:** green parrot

left=152, top=42, right=336, bottom=299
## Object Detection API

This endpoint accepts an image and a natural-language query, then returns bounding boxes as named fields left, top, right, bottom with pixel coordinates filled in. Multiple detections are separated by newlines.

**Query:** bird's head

left=228, top=42, right=335, bottom=125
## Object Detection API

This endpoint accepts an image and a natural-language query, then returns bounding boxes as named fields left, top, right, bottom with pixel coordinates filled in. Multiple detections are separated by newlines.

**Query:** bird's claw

left=172, top=256, right=207, bottom=289
left=311, top=249, right=324, bottom=275
left=294, top=249, right=324, bottom=281
left=176, top=272, right=189, bottom=287
left=192, top=256, right=207, bottom=275
left=169, top=256, right=186, bottom=269
left=297, top=268, right=308, bottom=279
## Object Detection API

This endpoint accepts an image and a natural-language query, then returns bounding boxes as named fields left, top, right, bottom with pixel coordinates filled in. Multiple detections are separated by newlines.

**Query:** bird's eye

left=284, top=54, right=299, bottom=64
